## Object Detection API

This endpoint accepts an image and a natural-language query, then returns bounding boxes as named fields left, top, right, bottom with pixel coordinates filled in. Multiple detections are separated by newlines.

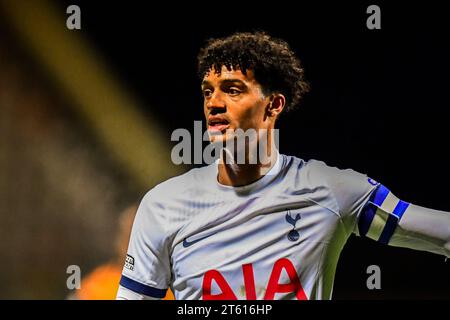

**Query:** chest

left=169, top=195, right=345, bottom=299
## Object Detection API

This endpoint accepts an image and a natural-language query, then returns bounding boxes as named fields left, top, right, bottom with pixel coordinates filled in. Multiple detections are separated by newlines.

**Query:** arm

left=358, top=184, right=450, bottom=257
left=116, top=190, right=172, bottom=300
left=309, top=159, right=450, bottom=258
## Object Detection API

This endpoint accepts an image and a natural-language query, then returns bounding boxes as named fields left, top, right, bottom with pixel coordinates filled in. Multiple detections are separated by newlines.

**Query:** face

left=201, top=66, right=273, bottom=144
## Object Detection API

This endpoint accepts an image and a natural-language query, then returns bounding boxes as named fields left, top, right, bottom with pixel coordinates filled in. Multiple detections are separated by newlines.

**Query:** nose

left=206, top=91, right=226, bottom=114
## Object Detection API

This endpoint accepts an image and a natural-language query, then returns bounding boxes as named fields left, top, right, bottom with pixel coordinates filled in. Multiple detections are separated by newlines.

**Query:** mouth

left=207, top=117, right=230, bottom=133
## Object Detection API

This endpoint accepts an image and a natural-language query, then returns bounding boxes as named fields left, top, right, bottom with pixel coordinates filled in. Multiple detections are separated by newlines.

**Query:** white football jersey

left=118, top=153, right=409, bottom=300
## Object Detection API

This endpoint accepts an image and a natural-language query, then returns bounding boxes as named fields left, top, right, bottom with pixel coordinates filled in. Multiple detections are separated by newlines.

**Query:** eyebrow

left=201, top=79, right=247, bottom=87
left=201, top=80, right=211, bottom=87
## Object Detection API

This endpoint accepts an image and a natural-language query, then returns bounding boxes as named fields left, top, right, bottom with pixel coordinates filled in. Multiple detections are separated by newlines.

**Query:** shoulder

left=281, top=154, right=334, bottom=187
left=303, top=158, right=336, bottom=176
left=282, top=155, right=372, bottom=201
left=300, top=158, right=362, bottom=186
left=138, top=164, right=215, bottom=224
left=147, top=164, right=215, bottom=200
left=281, top=154, right=332, bottom=173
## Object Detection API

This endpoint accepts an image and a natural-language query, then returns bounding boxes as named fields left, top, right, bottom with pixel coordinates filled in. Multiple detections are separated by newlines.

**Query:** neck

left=217, top=139, right=278, bottom=187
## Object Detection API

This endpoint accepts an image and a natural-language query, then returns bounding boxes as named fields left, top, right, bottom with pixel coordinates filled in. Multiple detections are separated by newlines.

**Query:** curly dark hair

left=197, top=31, right=310, bottom=112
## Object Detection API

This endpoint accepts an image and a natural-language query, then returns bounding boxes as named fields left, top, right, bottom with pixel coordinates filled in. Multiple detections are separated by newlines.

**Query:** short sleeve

left=119, top=190, right=171, bottom=299
left=308, top=160, right=380, bottom=235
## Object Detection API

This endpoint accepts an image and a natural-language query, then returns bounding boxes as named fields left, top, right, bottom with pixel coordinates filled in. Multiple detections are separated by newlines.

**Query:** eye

left=228, top=88, right=241, bottom=96
left=202, top=89, right=212, bottom=98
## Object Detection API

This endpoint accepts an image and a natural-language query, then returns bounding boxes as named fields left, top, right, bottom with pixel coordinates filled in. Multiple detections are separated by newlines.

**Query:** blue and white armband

left=358, top=184, right=410, bottom=245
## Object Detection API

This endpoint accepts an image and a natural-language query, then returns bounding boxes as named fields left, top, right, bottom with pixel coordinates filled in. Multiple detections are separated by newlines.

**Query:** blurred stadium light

left=0, top=0, right=182, bottom=190
left=0, top=0, right=182, bottom=299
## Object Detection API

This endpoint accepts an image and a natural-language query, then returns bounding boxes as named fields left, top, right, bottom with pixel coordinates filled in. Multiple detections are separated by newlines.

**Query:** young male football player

left=117, top=32, right=450, bottom=300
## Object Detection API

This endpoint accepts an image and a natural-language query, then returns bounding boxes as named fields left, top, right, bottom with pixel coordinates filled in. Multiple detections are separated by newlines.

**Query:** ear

left=266, top=94, right=286, bottom=118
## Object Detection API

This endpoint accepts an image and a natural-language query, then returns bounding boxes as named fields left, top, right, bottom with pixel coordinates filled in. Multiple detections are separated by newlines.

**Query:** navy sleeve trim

left=119, top=275, right=167, bottom=298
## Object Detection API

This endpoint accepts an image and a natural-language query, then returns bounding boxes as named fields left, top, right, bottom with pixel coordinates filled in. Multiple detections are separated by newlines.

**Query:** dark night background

left=41, top=1, right=450, bottom=298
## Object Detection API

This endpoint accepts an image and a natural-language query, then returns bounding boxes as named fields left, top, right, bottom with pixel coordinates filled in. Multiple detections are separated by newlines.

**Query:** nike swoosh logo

left=182, top=233, right=215, bottom=248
